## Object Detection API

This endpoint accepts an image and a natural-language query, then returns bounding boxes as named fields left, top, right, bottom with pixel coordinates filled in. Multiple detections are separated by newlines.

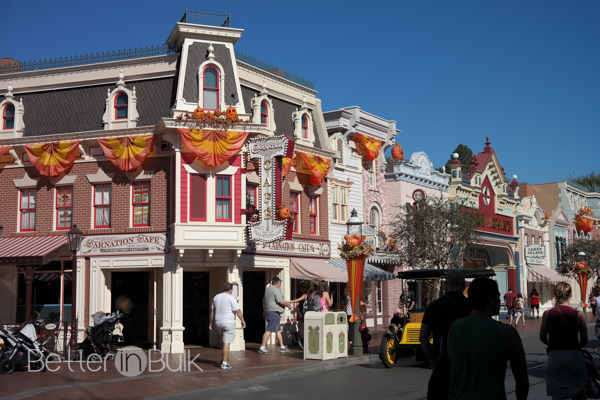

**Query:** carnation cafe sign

left=248, top=239, right=331, bottom=258
left=247, top=135, right=295, bottom=243
left=80, top=233, right=167, bottom=256
left=525, top=244, right=546, bottom=265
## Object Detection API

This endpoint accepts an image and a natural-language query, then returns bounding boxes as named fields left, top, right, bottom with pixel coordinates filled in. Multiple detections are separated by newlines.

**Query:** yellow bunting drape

left=24, top=141, right=81, bottom=177
left=298, top=152, right=331, bottom=186
left=353, top=134, right=381, bottom=161
left=0, top=146, right=11, bottom=158
left=97, top=135, right=156, bottom=171
left=282, top=155, right=296, bottom=177
left=575, top=262, right=591, bottom=308
left=346, top=256, right=366, bottom=322
left=178, top=128, right=249, bottom=167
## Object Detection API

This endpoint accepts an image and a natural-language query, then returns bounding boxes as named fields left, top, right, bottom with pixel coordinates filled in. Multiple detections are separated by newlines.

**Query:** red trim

left=260, top=101, right=268, bottom=126
left=215, top=176, right=231, bottom=222
left=189, top=174, right=207, bottom=222
left=19, top=189, right=36, bottom=232
left=56, top=186, right=73, bottom=230
left=290, top=193, right=299, bottom=233
left=203, top=66, right=219, bottom=111
left=301, top=115, right=308, bottom=139
left=93, top=184, right=111, bottom=228
left=114, top=92, right=128, bottom=120
left=2, top=104, right=15, bottom=130
left=309, top=196, right=317, bottom=234
left=132, top=182, right=151, bottom=227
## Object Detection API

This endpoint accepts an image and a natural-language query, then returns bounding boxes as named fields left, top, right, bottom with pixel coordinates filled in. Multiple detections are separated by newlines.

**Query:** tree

left=558, top=238, right=600, bottom=277
left=567, top=170, right=600, bottom=192
left=442, top=144, right=473, bottom=172
left=387, top=195, right=486, bottom=270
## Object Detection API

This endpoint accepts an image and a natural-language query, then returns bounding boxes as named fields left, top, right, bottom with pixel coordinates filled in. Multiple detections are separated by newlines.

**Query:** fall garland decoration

left=176, top=107, right=249, bottom=126
left=338, top=234, right=376, bottom=260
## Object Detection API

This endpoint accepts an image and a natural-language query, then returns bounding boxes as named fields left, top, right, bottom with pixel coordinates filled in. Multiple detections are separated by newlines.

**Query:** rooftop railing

left=566, top=179, right=599, bottom=194
left=235, top=50, right=315, bottom=90
left=180, top=9, right=230, bottom=27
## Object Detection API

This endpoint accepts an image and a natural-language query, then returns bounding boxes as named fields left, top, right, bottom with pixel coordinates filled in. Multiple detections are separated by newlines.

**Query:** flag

left=298, top=152, right=331, bottom=186
left=97, top=135, right=155, bottom=171
left=24, top=141, right=81, bottom=177
left=178, top=128, right=249, bottom=167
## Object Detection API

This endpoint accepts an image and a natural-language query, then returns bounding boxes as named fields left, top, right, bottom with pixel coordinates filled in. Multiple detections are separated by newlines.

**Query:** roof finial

left=485, top=136, right=490, bottom=146
left=5, top=81, right=13, bottom=99
left=207, top=43, right=215, bottom=61
left=117, top=69, right=125, bottom=88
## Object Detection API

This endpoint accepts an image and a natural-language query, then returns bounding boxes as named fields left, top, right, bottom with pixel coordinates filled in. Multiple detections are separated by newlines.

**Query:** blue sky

left=4, top=1, right=599, bottom=184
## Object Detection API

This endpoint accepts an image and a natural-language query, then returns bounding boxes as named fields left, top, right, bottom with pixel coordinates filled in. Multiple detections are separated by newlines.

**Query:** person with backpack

left=287, top=280, right=318, bottom=349
left=514, top=293, right=525, bottom=328
left=316, top=280, right=333, bottom=312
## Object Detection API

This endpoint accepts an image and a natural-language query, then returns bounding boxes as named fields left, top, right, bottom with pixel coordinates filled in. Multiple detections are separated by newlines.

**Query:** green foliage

left=387, top=195, right=486, bottom=269
left=443, top=144, right=473, bottom=172
left=567, top=170, right=600, bottom=192
left=558, top=238, right=600, bottom=277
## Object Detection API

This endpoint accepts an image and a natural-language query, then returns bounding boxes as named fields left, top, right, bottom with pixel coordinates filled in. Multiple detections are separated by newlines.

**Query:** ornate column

left=160, top=250, right=185, bottom=353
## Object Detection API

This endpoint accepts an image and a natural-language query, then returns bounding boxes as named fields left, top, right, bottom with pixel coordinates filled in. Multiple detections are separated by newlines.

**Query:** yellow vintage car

left=380, top=268, right=497, bottom=368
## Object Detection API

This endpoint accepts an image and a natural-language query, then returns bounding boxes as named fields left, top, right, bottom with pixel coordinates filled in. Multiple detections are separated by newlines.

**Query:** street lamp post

left=346, top=209, right=364, bottom=356
left=67, top=225, right=83, bottom=358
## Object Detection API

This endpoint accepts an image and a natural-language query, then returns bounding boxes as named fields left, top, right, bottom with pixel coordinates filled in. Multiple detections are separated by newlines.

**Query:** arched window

left=203, top=66, right=219, bottom=110
left=114, top=93, right=128, bottom=119
left=302, top=115, right=308, bottom=139
left=260, top=101, right=268, bottom=126
left=3, top=104, right=15, bottom=129
left=370, top=207, right=380, bottom=231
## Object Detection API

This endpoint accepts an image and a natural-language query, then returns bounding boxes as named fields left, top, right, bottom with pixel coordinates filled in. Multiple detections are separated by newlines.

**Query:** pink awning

left=0, top=236, right=69, bottom=265
left=289, top=258, right=348, bottom=282
left=527, top=264, right=569, bottom=283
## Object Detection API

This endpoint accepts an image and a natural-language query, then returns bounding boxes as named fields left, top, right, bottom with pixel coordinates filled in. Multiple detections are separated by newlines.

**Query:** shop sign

left=246, top=135, right=295, bottom=244
left=246, top=239, right=331, bottom=258
left=80, top=233, right=167, bottom=257
left=363, top=234, right=379, bottom=249
left=525, top=244, right=545, bottom=265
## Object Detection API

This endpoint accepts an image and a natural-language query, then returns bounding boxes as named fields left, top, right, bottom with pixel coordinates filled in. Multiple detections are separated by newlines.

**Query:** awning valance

left=527, top=264, right=569, bottom=283
left=0, top=236, right=70, bottom=265
left=329, top=258, right=396, bottom=281
left=289, top=258, right=348, bottom=282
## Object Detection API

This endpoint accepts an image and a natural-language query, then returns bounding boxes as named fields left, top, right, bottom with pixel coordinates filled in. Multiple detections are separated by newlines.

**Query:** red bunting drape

left=298, top=152, right=331, bottom=186
left=346, top=256, right=366, bottom=322
left=282, top=155, right=296, bottom=177
left=97, top=135, right=155, bottom=171
left=353, top=134, right=381, bottom=161
left=24, top=141, right=81, bottom=177
left=178, top=128, right=249, bottom=167
left=0, top=146, right=11, bottom=158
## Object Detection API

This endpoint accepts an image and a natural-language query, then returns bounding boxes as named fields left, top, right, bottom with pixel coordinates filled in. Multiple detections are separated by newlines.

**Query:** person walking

left=514, top=293, right=525, bottom=328
left=259, top=277, right=291, bottom=354
left=530, top=288, right=541, bottom=318
left=540, top=282, right=588, bottom=400
left=504, top=287, right=517, bottom=327
left=419, top=269, right=471, bottom=369
left=447, top=278, right=529, bottom=400
left=209, top=282, right=246, bottom=370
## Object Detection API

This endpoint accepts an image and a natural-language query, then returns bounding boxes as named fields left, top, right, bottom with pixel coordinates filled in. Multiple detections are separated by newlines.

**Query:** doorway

left=243, top=271, right=266, bottom=343
left=183, top=272, right=210, bottom=347
left=111, top=271, right=150, bottom=347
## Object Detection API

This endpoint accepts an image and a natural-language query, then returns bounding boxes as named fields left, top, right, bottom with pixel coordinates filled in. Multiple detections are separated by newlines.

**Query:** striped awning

left=0, top=236, right=70, bottom=265
left=329, top=258, right=396, bottom=281
left=527, top=264, right=569, bottom=283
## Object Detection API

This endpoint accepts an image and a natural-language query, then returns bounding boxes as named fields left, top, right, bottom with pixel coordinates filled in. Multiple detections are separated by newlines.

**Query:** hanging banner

left=353, top=134, right=381, bottom=162
left=346, top=256, right=366, bottom=322
left=24, top=141, right=81, bottom=177
left=97, top=135, right=155, bottom=172
left=0, top=146, right=11, bottom=158
left=281, top=154, right=296, bottom=177
left=178, top=128, right=248, bottom=167
left=247, top=135, right=295, bottom=243
left=298, top=152, right=331, bottom=186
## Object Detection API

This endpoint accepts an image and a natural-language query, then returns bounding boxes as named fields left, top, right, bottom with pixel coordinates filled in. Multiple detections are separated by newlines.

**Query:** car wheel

left=380, top=335, right=397, bottom=368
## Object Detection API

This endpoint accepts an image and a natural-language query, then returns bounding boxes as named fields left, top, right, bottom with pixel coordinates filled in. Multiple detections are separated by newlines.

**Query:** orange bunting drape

left=576, top=262, right=590, bottom=308
left=24, top=141, right=81, bottom=177
left=298, top=152, right=331, bottom=186
left=178, top=128, right=248, bottom=167
left=0, top=146, right=11, bottom=158
left=353, top=134, right=381, bottom=161
left=282, top=155, right=296, bottom=177
left=346, top=256, right=366, bottom=322
left=97, top=135, right=155, bottom=171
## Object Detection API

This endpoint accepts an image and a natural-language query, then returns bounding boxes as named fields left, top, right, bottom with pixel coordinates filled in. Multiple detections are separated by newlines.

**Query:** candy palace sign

left=80, top=233, right=167, bottom=256
left=525, top=244, right=546, bottom=265
left=247, top=239, right=331, bottom=258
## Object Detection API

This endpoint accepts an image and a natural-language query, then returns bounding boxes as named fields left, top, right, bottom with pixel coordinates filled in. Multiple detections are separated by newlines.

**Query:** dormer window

left=260, top=101, right=268, bottom=126
left=3, top=104, right=14, bottom=129
left=302, top=115, right=308, bottom=139
left=115, top=93, right=128, bottom=119
left=203, top=66, right=219, bottom=110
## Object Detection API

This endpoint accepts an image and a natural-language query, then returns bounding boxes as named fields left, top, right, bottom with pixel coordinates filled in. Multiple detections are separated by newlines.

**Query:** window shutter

left=190, top=174, right=207, bottom=220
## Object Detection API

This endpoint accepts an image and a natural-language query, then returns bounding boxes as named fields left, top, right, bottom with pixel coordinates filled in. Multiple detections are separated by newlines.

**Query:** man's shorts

left=507, top=307, right=516, bottom=318
left=266, top=311, right=282, bottom=332
left=216, top=322, right=236, bottom=343
left=531, top=304, right=539, bottom=310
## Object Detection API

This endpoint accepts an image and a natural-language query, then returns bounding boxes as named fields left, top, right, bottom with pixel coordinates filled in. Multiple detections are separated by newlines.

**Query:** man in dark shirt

left=504, top=287, right=517, bottom=327
left=419, top=269, right=471, bottom=367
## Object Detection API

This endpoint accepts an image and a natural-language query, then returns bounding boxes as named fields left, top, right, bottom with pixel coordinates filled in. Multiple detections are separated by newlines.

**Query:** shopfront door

left=243, top=271, right=266, bottom=343
left=183, top=272, right=210, bottom=347
left=112, top=271, right=150, bottom=347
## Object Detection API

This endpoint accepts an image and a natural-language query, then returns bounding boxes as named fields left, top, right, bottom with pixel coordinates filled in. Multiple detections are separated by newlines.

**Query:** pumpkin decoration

left=194, top=107, right=204, bottom=120
left=213, top=109, right=222, bottom=118
left=278, top=206, right=291, bottom=219
left=391, top=143, right=404, bottom=161
left=344, top=235, right=359, bottom=247
left=226, top=107, right=238, bottom=120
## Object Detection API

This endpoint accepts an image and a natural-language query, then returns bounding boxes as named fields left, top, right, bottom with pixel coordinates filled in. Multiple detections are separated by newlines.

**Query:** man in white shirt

left=209, top=282, right=246, bottom=370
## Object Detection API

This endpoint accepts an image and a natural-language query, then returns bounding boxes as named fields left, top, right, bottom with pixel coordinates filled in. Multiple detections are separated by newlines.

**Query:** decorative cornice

left=294, top=143, right=335, bottom=158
